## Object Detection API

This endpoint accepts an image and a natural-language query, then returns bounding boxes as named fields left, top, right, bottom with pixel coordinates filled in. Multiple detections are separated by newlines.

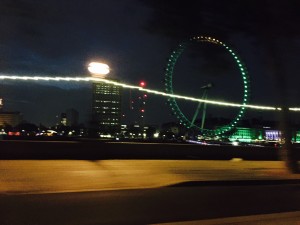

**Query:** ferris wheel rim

left=164, top=36, right=251, bottom=136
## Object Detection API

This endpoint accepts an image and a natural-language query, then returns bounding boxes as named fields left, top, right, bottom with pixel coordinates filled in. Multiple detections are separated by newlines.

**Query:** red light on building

left=141, top=109, right=145, bottom=113
left=139, top=81, right=146, bottom=87
left=143, top=94, right=147, bottom=98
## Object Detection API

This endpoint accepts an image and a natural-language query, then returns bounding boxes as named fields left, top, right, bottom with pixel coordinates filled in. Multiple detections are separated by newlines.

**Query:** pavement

left=154, top=211, right=300, bottom=225
left=1, top=159, right=300, bottom=194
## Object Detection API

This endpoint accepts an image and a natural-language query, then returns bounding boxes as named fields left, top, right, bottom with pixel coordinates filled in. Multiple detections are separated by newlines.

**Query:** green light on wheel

left=164, top=35, right=250, bottom=137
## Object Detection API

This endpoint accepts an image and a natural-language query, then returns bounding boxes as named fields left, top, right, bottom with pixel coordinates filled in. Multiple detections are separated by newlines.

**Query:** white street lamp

left=88, top=62, right=110, bottom=78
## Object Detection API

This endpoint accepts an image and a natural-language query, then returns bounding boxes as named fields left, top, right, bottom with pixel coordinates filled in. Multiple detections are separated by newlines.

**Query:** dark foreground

left=2, top=139, right=299, bottom=160
left=1, top=182, right=299, bottom=225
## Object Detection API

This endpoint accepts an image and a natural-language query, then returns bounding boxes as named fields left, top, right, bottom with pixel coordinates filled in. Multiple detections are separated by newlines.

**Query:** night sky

left=0, top=0, right=299, bottom=127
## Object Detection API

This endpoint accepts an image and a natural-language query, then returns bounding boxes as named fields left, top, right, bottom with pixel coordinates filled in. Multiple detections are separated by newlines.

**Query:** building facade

left=92, top=81, right=122, bottom=134
left=0, top=111, right=22, bottom=127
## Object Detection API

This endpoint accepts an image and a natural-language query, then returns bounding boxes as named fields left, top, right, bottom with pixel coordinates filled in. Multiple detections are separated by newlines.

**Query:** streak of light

left=0, top=75, right=290, bottom=111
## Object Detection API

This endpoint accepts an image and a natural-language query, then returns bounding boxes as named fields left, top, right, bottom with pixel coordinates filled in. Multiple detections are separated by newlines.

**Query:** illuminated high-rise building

left=129, top=81, right=148, bottom=125
left=92, top=81, right=122, bottom=134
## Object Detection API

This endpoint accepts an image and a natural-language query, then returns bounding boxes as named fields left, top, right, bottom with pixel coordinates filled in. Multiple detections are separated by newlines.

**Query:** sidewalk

left=0, top=159, right=300, bottom=194
left=153, top=211, right=300, bottom=225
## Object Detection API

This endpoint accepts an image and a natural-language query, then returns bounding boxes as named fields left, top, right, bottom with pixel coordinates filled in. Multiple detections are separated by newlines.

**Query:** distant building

left=91, top=81, right=122, bottom=134
left=265, top=130, right=281, bottom=141
left=129, top=81, right=148, bottom=125
left=60, top=113, right=67, bottom=126
left=0, top=111, right=22, bottom=127
left=161, top=122, right=187, bottom=136
left=228, top=127, right=262, bottom=142
left=59, top=109, right=79, bottom=127
left=66, top=108, right=79, bottom=126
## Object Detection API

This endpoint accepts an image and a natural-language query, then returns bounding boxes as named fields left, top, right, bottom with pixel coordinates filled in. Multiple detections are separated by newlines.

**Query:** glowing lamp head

left=88, top=62, right=110, bottom=78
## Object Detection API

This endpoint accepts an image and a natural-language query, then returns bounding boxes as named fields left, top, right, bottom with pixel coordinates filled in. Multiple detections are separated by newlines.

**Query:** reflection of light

left=139, top=81, right=146, bottom=87
left=153, top=132, right=159, bottom=138
left=232, top=141, right=239, bottom=146
left=100, top=134, right=112, bottom=138
left=88, top=62, right=110, bottom=77
left=0, top=74, right=297, bottom=111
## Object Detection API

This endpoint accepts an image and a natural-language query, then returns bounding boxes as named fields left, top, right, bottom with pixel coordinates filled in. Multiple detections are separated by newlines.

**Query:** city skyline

left=0, top=0, right=299, bottom=126
left=1, top=1, right=300, bottom=221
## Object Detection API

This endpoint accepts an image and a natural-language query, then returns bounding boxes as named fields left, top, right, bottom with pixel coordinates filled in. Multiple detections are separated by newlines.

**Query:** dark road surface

left=1, top=183, right=299, bottom=225
left=0, top=140, right=285, bottom=160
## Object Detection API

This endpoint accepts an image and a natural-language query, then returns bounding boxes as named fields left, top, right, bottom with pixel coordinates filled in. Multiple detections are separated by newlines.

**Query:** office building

left=92, top=81, right=122, bottom=134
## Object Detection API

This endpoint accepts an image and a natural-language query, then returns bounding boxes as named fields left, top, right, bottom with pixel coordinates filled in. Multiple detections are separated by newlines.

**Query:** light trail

left=0, top=75, right=294, bottom=111
left=289, top=108, right=300, bottom=111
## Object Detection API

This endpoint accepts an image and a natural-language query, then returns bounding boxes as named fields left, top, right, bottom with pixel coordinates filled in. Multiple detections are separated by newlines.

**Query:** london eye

left=164, top=36, right=251, bottom=137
